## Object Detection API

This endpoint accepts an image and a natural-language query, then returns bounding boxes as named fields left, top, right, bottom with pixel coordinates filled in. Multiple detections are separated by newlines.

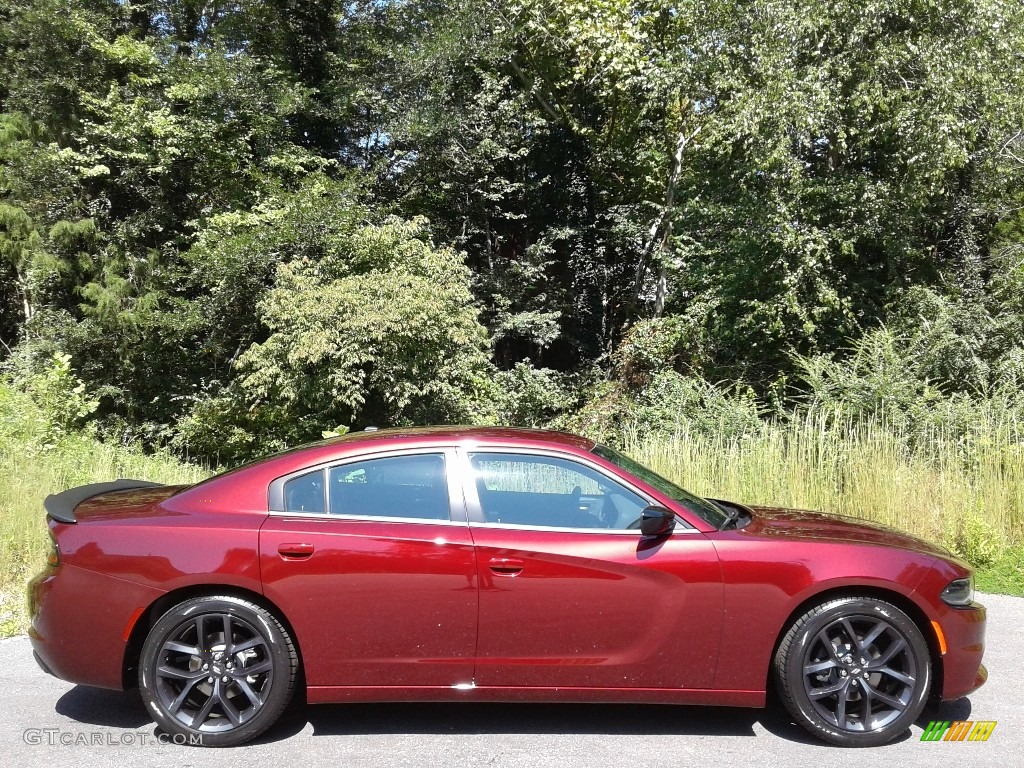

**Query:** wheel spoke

left=194, top=616, right=206, bottom=649
left=870, top=637, right=906, bottom=667
left=217, top=685, right=242, bottom=726
left=808, top=677, right=847, bottom=698
left=840, top=619, right=859, bottom=650
left=834, top=681, right=849, bottom=729
left=815, top=629, right=843, bottom=663
left=157, top=664, right=206, bottom=681
left=860, top=621, right=887, bottom=651
left=242, top=659, right=273, bottom=676
left=168, top=678, right=201, bottom=715
left=232, top=636, right=266, bottom=654
left=222, top=615, right=234, bottom=649
left=861, top=681, right=873, bottom=724
left=234, top=678, right=263, bottom=708
left=162, top=640, right=199, bottom=656
left=190, top=687, right=217, bottom=727
left=863, top=681, right=906, bottom=710
left=804, top=659, right=838, bottom=675
left=877, top=666, right=915, bottom=685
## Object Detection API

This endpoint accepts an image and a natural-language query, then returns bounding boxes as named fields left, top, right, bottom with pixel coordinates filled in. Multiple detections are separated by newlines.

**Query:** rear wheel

left=773, top=596, right=931, bottom=747
left=139, top=595, right=298, bottom=747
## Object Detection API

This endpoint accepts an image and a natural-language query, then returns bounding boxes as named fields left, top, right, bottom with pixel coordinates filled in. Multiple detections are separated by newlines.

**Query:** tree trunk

left=632, top=122, right=702, bottom=315
left=15, top=264, right=32, bottom=325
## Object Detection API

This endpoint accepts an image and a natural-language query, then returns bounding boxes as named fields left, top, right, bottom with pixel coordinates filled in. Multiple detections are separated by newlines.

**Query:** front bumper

left=936, top=600, right=987, bottom=700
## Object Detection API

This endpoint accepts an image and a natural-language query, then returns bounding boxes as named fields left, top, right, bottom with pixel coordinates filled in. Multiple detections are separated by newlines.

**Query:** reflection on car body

left=28, top=426, right=986, bottom=748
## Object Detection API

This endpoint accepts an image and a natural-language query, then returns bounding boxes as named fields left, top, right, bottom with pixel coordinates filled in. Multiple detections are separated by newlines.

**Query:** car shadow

left=918, top=696, right=973, bottom=724
left=254, top=702, right=760, bottom=742
left=54, top=685, right=969, bottom=747
left=258, top=701, right=821, bottom=745
left=55, top=686, right=152, bottom=729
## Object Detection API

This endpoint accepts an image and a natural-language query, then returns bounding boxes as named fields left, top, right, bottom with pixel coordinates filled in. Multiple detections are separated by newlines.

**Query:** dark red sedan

left=27, top=426, right=986, bottom=747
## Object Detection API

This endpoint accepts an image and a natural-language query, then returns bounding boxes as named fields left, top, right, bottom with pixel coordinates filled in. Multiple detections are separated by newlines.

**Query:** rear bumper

left=27, top=563, right=165, bottom=690
left=33, top=649, right=55, bottom=677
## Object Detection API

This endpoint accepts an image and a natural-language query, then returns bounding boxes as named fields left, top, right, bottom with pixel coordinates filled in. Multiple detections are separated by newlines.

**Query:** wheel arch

left=122, top=584, right=305, bottom=695
left=766, top=585, right=944, bottom=701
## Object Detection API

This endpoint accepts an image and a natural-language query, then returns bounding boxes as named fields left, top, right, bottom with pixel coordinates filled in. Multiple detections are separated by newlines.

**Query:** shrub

left=490, top=362, right=575, bottom=428
left=2, top=348, right=98, bottom=448
left=943, top=509, right=1004, bottom=568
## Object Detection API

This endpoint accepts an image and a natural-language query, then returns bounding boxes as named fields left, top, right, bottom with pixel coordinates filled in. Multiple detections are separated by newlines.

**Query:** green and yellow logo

left=921, top=720, right=996, bottom=742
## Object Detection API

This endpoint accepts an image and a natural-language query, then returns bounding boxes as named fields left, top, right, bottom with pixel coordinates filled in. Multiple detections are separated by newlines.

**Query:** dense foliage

left=2, top=0, right=1024, bottom=460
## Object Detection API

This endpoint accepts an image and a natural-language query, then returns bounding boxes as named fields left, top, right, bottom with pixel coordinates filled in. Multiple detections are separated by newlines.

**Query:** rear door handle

left=488, top=557, right=524, bottom=576
left=278, top=543, right=315, bottom=559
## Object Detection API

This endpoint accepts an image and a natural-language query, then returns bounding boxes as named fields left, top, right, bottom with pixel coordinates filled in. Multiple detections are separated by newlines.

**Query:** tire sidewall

left=139, top=596, right=294, bottom=747
left=782, top=598, right=931, bottom=747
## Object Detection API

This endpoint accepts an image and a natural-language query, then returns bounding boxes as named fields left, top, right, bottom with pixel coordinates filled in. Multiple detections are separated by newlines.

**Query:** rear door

left=259, top=448, right=478, bottom=688
left=462, top=449, right=723, bottom=690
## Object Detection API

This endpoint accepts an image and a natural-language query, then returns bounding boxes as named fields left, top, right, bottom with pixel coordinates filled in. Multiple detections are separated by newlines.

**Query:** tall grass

left=0, top=392, right=208, bottom=636
left=3, top=387, right=1023, bottom=637
left=623, top=411, right=1022, bottom=564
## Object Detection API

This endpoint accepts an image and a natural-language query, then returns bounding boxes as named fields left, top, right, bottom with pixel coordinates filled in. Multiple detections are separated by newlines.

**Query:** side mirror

left=639, top=505, right=676, bottom=537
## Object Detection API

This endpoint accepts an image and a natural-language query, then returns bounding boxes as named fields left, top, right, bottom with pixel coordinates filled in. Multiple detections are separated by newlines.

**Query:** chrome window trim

left=455, top=446, right=697, bottom=533
left=275, top=467, right=326, bottom=515
left=268, top=447, right=467, bottom=524
left=266, top=511, right=467, bottom=527
left=466, top=521, right=701, bottom=535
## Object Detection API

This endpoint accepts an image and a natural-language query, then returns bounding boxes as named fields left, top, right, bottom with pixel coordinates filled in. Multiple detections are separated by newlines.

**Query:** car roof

left=324, top=425, right=595, bottom=451
left=175, top=426, right=599, bottom=504
left=193, top=426, right=597, bottom=491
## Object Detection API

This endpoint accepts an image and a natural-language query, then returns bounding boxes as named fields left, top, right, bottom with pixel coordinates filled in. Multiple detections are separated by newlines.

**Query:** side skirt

left=306, top=685, right=765, bottom=708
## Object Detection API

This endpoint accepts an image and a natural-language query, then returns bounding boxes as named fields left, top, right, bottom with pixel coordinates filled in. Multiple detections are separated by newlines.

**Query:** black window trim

left=455, top=446, right=698, bottom=534
left=268, top=446, right=468, bottom=525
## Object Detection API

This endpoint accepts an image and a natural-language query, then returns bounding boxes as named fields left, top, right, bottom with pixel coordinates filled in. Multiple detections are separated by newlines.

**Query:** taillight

left=45, top=536, right=60, bottom=567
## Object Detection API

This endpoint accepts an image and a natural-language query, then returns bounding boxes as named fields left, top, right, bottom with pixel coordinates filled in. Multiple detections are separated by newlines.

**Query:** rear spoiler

left=43, top=480, right=164, bottom=524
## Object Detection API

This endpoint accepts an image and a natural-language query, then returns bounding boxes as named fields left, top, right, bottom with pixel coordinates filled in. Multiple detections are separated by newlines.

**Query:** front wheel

left=139, top=595, right=298, bottom=747
left=773, top=596, right=931, bottom=747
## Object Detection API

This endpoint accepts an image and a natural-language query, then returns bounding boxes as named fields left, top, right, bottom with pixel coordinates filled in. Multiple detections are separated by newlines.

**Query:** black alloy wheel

left=139, top=595, right=298, bottom=747
left=774, top=596, right=931, bottom=747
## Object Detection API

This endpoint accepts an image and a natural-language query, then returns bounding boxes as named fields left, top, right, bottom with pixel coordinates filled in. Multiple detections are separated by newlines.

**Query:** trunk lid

left=45, top=481, right=185, bottom=523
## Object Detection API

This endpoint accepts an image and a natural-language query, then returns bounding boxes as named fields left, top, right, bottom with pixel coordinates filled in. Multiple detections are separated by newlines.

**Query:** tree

left=172, top=178, right=495, bottom=460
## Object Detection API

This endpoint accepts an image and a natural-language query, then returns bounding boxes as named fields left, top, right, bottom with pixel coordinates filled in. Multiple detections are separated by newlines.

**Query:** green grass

left=0, top=404, right=208, bottom=637
left=975, top=547, right=1024, bottom=595
left=623, top=413, right=1024, bottom=596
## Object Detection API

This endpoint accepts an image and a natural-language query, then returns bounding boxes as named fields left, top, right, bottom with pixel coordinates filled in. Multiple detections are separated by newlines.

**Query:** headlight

left=940, top=576, right=975, bottom=606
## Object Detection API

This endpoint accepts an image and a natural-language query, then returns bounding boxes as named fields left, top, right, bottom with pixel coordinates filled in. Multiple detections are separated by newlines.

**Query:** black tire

left=773, top=596, right=931, bottom=747
left=139, top=595, right=298, bottom=747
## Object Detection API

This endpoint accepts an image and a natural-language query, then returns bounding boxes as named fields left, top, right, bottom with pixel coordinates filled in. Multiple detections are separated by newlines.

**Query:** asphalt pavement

left=1, top=593, right=1021, bottom=768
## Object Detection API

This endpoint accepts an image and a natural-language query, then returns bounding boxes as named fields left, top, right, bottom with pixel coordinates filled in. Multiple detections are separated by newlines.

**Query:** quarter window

left=284, top=470, right=325, bottom=514
left=469, top=453, right=649, bottom=529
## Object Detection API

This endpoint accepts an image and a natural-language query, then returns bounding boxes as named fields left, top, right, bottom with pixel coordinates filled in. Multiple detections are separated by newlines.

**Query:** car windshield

left=592, top=444, right=730, bottom=528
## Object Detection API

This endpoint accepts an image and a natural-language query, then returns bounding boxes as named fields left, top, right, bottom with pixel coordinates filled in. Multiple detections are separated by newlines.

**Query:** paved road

left=1, top=593, right=1020, bottom=768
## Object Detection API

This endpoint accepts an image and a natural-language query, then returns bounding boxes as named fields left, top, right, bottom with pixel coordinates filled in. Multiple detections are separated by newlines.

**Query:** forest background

left=2, top=0, right=1024, bottom=630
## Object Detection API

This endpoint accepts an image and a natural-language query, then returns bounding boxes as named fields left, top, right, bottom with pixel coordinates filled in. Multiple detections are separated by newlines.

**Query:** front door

left=462, top=450, right=723, bottom=690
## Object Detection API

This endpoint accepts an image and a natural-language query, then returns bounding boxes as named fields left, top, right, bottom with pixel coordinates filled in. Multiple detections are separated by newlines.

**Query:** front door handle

left=488, top=557, right=524, bottom=576
left=278, top=543, right=315, bottom=559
